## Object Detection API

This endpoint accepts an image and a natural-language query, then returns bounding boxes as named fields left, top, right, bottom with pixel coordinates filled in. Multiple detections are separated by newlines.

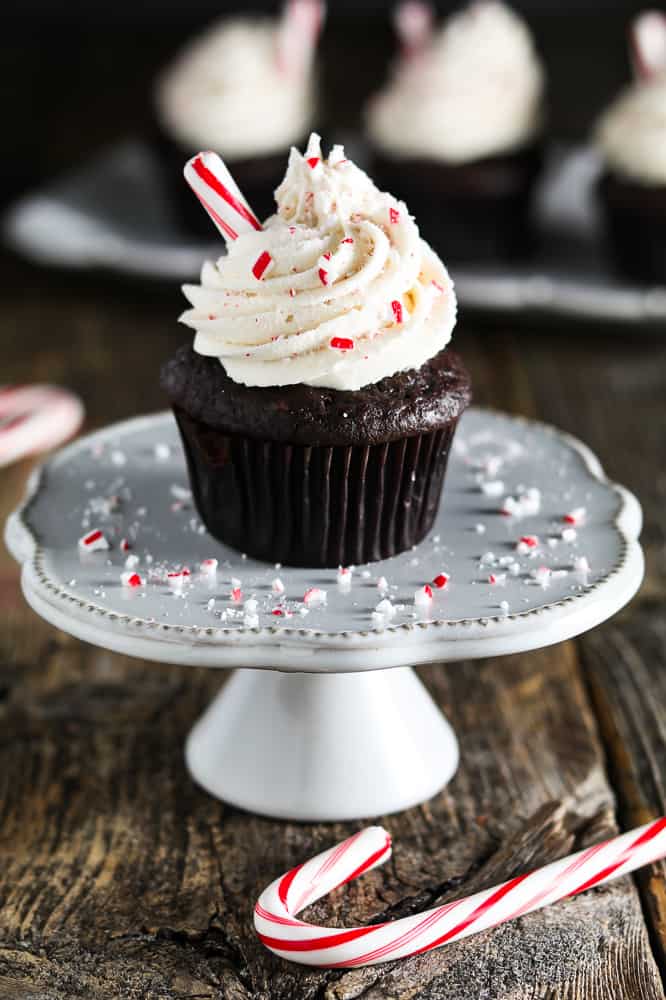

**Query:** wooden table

left=1, top=11, right=666, bottom=997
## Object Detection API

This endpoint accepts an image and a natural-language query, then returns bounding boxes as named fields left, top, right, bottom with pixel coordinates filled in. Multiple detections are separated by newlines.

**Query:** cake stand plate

left=5, top=408, right=643, bottom=820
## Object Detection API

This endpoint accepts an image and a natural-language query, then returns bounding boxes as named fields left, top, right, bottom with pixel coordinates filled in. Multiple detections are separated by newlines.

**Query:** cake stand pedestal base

left=185, top=667, right=459, bottom=821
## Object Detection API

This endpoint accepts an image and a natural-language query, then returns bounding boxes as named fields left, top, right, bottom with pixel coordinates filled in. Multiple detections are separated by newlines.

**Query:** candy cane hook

left=255, top=818, right=666, bottom=968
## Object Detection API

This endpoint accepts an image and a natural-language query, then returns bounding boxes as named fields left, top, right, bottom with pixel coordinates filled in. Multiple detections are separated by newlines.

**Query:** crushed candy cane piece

left=120, top=538, right=131, bottom=552
left=337, top=566, right=353, bottom=586
left=230, top=586, right=243, bottom=602
left=271, top=577, right=285, bottom=595
left=480, top=480, right=504, bottom=497
left=124, top=554, right=139, bottom=570
left=432, top=573, right=449, bottom=589
left=375, top=598, right=396, bottom=618
left=389, top=206, right=400, bottom=224
left=377, top=576, right=389, bottom=591
left=488, top=573, right=506, bottom=586
left=252, top=251, right=273, bottom=280
left=200, top=558, right=218, bottom=576
left=303, top=587, right=327, bottom=607
left=330, top=336, right=354, bottom=351
left=78, top=529, right=109, bottom=552
left=561, top=527, right=577, bottom=542
left=532, top=566, right=552, bottom=588
left=391, top=300, right=403, bottom=324
left=121, top=571, right=143, bottom=588
left=563, top=506, right=586, bottom=525
left=574, top=556, right=591, bottom=576
left=414, top=584, right=433, bottom=606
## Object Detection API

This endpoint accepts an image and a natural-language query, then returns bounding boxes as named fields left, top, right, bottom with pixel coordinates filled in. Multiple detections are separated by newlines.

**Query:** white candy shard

left=78, top=529, right=109, bottom=552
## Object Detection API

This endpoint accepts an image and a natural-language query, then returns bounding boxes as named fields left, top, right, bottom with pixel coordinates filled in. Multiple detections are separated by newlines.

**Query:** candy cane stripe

left=191, top=155, right=261, bottom=232
left=255, top=819, right=666, bottom=968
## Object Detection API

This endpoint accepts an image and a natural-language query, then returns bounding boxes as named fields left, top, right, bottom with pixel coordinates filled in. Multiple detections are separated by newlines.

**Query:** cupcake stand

left=4, top=407, right=643, bottom=821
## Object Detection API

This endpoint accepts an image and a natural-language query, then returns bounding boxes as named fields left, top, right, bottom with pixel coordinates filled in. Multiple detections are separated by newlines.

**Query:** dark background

left=0, top=1, right=642, bottom=211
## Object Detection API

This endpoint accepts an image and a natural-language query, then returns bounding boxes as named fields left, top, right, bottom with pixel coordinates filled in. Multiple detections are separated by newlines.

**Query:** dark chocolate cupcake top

left=179, top=133, right=458, bottom=392
left=162, top=343, right=470, bottom=447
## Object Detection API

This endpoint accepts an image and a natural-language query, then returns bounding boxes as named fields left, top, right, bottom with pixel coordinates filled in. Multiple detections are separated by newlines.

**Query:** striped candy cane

left=255, top=818, right=666, bottom=968
left=183, top=151, right=263, bottom=243
left=0, top=385, right=84, bottom=467
left=630, top=10, right=666, bottom=80
left=276, top=0, right=326, bottom=76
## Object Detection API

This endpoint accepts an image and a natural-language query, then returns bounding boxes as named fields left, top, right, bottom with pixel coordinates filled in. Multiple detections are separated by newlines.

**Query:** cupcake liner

left=371, top=144, right=543, bottom=264
left=174, top=407, right=459, bottom=568
left=598, top=171, right=666, bottom=285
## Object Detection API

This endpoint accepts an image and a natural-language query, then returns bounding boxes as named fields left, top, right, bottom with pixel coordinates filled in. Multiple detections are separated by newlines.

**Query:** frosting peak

left=155, top=17, right=316, bottom=159
left=366, top=1, right=544, bottom=163
left=180, top=135, right=457, bottom=391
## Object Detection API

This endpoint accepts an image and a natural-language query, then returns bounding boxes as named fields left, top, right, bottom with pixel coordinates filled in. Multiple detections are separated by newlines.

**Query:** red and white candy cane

left=183, top=151, right=263, bottom=243
left=394, top=1, right=434, bottom=59
left=630, top=10, right=666, bottom=80
left=255, top=818, right=666, bottom=968
left=0, top=385, right=84, bottom=468
left=276, top=0, right=326, bottom=76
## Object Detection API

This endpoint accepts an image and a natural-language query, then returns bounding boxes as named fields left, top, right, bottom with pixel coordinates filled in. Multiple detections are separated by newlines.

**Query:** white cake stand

left=5, top=409, right=643, bottom=821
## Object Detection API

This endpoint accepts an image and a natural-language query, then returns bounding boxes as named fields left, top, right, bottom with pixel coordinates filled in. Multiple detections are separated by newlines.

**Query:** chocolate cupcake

left=596, top=13, right=666, bottom=284
left=365, top=1, right=545, bottom=264
left=161, top=134, right=470, bottom=568
left=154, top=6, right=323, bottom=236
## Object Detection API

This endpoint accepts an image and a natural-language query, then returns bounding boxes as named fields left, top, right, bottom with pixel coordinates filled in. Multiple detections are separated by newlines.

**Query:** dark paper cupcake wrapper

left=174, top=407, right=460, bottom=568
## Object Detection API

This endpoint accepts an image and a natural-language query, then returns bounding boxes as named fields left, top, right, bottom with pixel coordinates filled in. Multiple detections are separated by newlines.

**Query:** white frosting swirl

left=155, top=18, right=315, bottom=159
left=180, top=135, right=457, bottom=391
left=596, top=72, right=666, bottom=185
left=366, top=1, right=544, bottom=163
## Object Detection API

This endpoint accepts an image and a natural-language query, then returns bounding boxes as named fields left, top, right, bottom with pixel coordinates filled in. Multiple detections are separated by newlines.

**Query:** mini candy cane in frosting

left=277, top=0, right=326, bottom=76
left=394, top=1, right=435, bottom=58
left=0, top=385, right=84, bottom=468
left=630, top=10, right=666, bottom=80
left=184, top=151, right=263, bottom=242
left=255, top=818, right=666, bottom=968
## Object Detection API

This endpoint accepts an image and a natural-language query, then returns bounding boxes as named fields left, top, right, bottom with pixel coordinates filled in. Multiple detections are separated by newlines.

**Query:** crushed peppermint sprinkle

left=124, top=554, right=139, bottom=570
left=272, top=607, right=293, bottom=618
left=377, top=576, right=389, bottom=591
left=306, top=156, right=320, bottom=169
left=337, top=566, right=352, bottom=586
left=431, top=279, right=444, bottom=294
left=271, top=578, right=285, bottom=595
left=516, top=534, right=539, bottom=554
left=200, top=558, right=218, bottom=576
left=414, top=584, right=433, bottom=606
left=561, top=527, right=577, bottom=542
left=252, top=251, right=273, bottom=280
left=501, top=488, right=541, bottom=518
left=532, top=565, right=552, bottom=587
left=480, top=479, right=504, bottom=497
left=167, top=569, right=190, bottom=591
left=230, top=586, right=242, bottom=602
left=375, top=598, right=396, bottom=618
left=488, top=573, right=506, bottom=586
left=78, top=529, right=109, bottom=552
left=303, top=587, right=327, bottom=607
left=318, top=267, right=329, bottom=286
left=391, top=300, right=403, bottom=324
left=330, top=336, right=354, bottom=351
left=288, top=288, right=296, bottom=298
left=574, top=555, right=591, bottom=576
left=432, top=573, right=449, bottom=589
left=341, top=237, right=354, bottom=244
left=121, top=571, right=143, bottom=588
left=120, top=538, right=131, bottom=552
left=389, top=207, right=400, bottom=224
left=563, top=507, right=586, bottom=525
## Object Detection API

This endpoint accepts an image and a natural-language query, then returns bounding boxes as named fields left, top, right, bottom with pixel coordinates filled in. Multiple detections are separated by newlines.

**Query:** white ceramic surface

left=4, top=140, right=666, bottom=323
left=5, top=407, right=643, bottom=820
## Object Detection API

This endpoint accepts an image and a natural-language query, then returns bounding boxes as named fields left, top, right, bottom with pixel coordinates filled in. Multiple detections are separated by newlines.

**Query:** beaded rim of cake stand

left=13, top=409, right=637, bottom=643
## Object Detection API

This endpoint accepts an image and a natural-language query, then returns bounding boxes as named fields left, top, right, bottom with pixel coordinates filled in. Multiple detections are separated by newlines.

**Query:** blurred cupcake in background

left=155, top=0, right=325, bottom=236
left=365, top=1, right=545, bottom=263
left=596, top=11, right=666, bottom=284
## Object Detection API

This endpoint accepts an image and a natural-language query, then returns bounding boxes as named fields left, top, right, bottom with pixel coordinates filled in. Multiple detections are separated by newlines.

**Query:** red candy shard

left=84, top=530, right=102, bottom=545
left=431, top=279, right=444, bottom=294
left=424, top=584, right=433, bottom=599
left=389, top=207, right=400, bottom=224
left=330, top=337, right=355, bottom=351
left=520, top=535, right=538, bottom=548
left=391, top=300, right=404, bottom=324
left=306, top=156, right=320, bottom=169
left=252, top=251, right=273, bottom=280
left=127, top=573, right=142, bottom=588
left=341, top=237, right=354, bottom=244
left=231, top=587, right=242, bottom=602
left=318, top=267, right=329, bottom=286
left=433, top=573, right=449, bottom=589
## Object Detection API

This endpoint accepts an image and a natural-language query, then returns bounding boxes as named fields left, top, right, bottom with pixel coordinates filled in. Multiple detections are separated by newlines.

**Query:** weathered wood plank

left=0, top=592, right=662, bottom=999
left=581, top=608, right=666, bottom=976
